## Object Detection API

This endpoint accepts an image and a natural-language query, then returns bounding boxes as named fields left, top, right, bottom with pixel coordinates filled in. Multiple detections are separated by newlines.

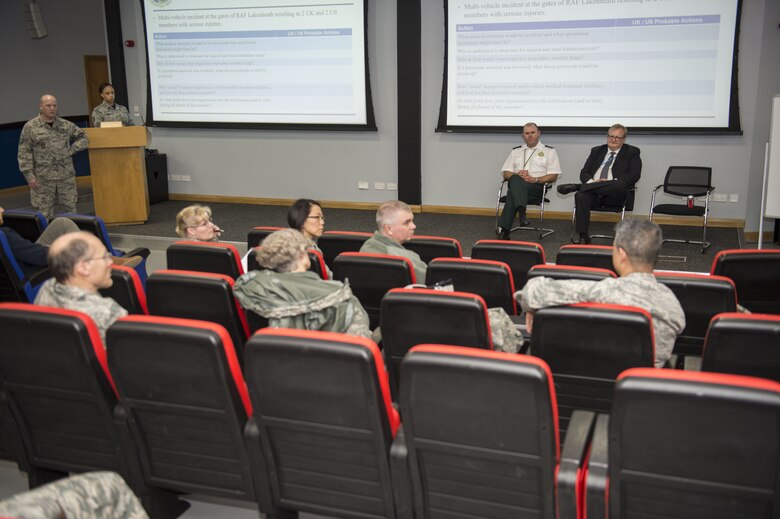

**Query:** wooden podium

left=85, top=126, right=150, bottom=225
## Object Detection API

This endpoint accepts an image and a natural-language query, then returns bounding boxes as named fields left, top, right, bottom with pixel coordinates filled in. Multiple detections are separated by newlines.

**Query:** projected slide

left=442, top=0, right=740, bottom=131
left=143, top=0, right=370, bottom=127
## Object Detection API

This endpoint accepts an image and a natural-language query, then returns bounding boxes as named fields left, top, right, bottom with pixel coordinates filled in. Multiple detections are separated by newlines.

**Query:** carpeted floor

left=105, top=199, right=742, bottom=272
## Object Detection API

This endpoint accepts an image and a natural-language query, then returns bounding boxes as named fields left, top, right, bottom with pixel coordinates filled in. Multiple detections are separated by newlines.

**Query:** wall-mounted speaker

left=24, top=2, right=48, bottom=40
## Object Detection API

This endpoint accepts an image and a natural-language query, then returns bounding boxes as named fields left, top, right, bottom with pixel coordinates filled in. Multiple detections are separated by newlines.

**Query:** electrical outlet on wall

left=712, top=193, right=728, bottom=202
left=387, top=182, right=398, bottom=191
left=358, top=181, right=369, bottom=190
left=374, top=182, right=386, bottom=190
left=729, top=193, right=739, bottom=202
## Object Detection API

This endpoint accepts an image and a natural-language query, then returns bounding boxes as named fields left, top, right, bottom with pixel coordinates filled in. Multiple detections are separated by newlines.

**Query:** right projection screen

left=438, top=0, right=741, bottom=133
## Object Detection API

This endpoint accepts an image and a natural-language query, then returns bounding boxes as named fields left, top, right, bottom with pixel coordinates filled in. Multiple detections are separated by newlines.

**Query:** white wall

left=0, top=0, right=106, bottom=121
left=420, top=0, right=779, bottom=225
left=119, top=0, right=399, bottom=203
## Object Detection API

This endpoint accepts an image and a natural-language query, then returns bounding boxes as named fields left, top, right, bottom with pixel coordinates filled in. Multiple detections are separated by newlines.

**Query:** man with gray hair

left=34, top=231, right=127, bottom=344
left=18, top=94, right=89, bottom=220
left=516, top=219, right=684, bottom=367
left=360, top=200, right=428, bottom=283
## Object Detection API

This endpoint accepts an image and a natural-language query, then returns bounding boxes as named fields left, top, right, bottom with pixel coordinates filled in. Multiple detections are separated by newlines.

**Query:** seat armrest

left=121, top=247, right=151, bottom=260
left=585, top=414, right=610, bottom=519
left=558, top=410, right=596, bottom=519
left=390, top=425, right=414, bottom=519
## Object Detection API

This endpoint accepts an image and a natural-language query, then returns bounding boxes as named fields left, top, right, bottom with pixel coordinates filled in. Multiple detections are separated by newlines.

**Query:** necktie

left=599, top=152, right=615, bottom=180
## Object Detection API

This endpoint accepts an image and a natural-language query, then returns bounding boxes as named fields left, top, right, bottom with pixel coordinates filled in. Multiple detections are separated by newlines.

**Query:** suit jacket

left=579, top=143, right=642, bottom=188
left=0, top=226, right=48, bottom=276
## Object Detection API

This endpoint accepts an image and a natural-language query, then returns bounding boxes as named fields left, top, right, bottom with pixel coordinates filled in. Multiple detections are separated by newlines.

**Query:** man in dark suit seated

left=557, top=124, right=642, bottom=244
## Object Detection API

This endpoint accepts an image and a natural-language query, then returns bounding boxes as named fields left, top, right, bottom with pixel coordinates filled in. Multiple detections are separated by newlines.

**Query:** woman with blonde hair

left=175, top=204, right=223, bottom=241
left=233, top=229, right=371, bottom=338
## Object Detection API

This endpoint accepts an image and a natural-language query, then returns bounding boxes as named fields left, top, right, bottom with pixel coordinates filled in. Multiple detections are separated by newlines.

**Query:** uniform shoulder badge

left=512, top=144, right=524, bottom=149
left=538, top=151, right=544, bottom=157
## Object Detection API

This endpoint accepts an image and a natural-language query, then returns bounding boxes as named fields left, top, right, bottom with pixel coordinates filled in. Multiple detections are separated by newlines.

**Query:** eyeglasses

left=607, top=134, right=626, bottom=140
left=85, top=252, right=112, bottom=263
left=307, top=215, right=325, bottom=221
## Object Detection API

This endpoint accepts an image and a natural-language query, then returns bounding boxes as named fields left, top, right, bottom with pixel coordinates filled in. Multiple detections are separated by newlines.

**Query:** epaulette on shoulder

left=544, top=145, right=555, bottom=149
left=512, top=144, right=524, bottom=149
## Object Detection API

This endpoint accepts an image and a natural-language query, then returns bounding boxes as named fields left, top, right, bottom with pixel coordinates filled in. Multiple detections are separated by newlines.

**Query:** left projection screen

left=142, top=0, right=375, bottom=130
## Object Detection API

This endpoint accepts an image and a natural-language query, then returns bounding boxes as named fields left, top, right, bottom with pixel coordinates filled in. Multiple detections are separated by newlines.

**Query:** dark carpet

left=108, top=200, right=742, bottom=273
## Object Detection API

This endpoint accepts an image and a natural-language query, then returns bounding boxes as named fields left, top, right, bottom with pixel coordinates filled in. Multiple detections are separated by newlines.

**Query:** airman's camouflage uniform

left=517, top=273, right=685, bottom=367
left=0, top=471, right=148, bottom=519
left=34, top=278, right=128, bottom=345
left=91, top=101, right=133, bottom=127
left=17, top=116, right=88, bottom=220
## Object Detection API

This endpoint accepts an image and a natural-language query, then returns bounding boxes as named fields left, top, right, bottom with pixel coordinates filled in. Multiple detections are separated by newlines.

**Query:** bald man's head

left=39, top=95, right=58, bottom=122
left=48, top=232, right=113, bottom=291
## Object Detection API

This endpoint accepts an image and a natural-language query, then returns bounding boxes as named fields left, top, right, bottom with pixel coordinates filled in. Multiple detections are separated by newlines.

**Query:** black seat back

left=711, top=249, right=780, bottom=314
left=146, top=270, right=249, bottom=355
left=655, top=272, right=737, bottom=357
left=1, top=210, right=47, bottom=242
left=426, top=258, right=517, bottom=314
left=99, top=265, right=148, bottom=314
left=244, top=329, right=399, bottom=518
left=528, top=264, right=617, bottom=282
left=380, top=288, right=492, bottom=399
left=405, top=235, right=462, bottom=264
left=471, top=239, right=545, bottom=289
left=608, top=368, right=780, bottom=518
left=531, top=303, right=654, bottom=436
left=107, top=315, right=268, bottom=507
left=400, top=345, right=560, bottom=519
left=166, top=241, right=244, bottom=279
left=702, top=313, right=780, bottom=382
left=555, top=244, right=616, bottom=273
left=317, top=231, right=372, bottom=267
left=332, top=252, right=415, bottom=328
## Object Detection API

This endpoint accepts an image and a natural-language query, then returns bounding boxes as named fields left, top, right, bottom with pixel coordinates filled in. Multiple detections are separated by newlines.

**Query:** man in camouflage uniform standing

left=18, top=94, right=89, bottom=220
left=517, top=219, right=685, bottom=367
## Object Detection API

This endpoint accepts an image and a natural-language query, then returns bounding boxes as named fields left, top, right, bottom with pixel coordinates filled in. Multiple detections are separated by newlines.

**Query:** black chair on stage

left=332, top=252, right=416, bottom=328
left=555, top=244, right=616, bottom=273
left=380, top=288, right=493, bottom=399
left=530, top=303, right=654, bottom=437
left=570, top=186, right=636, bottom=243
left=426, top=257, right=517, bottom=315
left=496, top=179, right=555, bottom=239
left=710, top=249, right=780, bottom=314
left=166, top=240, right=244, bottom=280
left=317, top=231, right=373, bottom=267
left=244, top=328, right=401, bottom=518
left=701, top=312, right=780, bottom=382
left=584, top=368, right=780, bottom=519
left=99, top=264, right=148, bottom=315
left=394, top=345, right=596, bottom=519
left=404, top=235, right=462, bottom=264
left=649, top=166, right=714, bottom=253
left=471, top=239, right=546, bottom=289
left=654, top=272, right=737, bottom=360
left=528, top=264, right=617, bottom=282
left=107, top=315, right=278, bottom=516
left=1, top=209, right=47, bottom=242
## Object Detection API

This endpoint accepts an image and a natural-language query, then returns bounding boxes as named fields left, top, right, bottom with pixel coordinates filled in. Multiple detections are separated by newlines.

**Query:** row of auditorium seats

left=1, top=304, right=777, bottom=518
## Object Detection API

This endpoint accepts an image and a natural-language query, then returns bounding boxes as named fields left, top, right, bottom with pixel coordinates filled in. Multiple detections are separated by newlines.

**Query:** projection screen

left=437, top=0, right=742, bottom=133
left=141, top=0, right=375, bottom=130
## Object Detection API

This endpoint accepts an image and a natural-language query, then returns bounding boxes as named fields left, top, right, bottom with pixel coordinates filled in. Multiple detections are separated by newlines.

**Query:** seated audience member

left=361, top=201, right=523, bottom=353
left=234, top=228, right=371, bottom=338
left=175, top=204, right=223, bottom=241
left=0, top=205, right=80, bottom=276
left=557, top=124, right=641, bottom=244
left=497, top=122, right=562, bottom=239
left=34, top=232, right=128, bottom=344
left=359, top=200, right=428, bottom=282
left=287, top=198, right=332, bottom=277
left=517, top=219, right=684, bottom=367
left=0, top=471, right=147, bottom=519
